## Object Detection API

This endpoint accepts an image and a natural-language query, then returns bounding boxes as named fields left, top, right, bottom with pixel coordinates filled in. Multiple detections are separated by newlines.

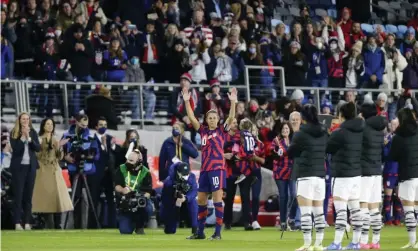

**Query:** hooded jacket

left=389, top=122, right=418, bottom=182
left=161, top=162, right=197, bottom=204
left=288, top=123, right=328, bottom=178
left=326, top=118, right=364, bottom=177
left=361, top=116, right=388, bottom=176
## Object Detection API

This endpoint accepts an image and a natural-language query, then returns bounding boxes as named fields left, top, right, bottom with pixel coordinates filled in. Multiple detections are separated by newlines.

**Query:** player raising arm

left=182, top=87, right=237, bottom=240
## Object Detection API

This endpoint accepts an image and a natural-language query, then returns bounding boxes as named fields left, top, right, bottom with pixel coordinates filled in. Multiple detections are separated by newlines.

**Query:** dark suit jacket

left=86, top=95, right=119, bottom=130
left=93, top=134, right=116, bottom=177
left=10, top=129, right=41, bottom=169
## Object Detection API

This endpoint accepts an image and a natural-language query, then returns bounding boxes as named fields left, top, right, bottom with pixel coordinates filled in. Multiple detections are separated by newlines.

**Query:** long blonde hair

left=11, top=112, right=33, bottom=139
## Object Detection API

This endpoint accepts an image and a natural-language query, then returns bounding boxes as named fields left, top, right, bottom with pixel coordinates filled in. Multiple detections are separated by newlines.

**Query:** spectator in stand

left=184, top=9, right=213, bottom=47
left=1, top=34, right=12, bottom=80
left=230, top=0, right=253, bottom=23
left=103, top=37, right=128, bottom=82
left=400, top=27, right=416, bottom=56
left=39, top=0, right=57, bottom=29
left=307, top=37, right=328, bottom=88
left=375, top=92, right=388, bottom=119
left=282, top=41, right=308, bottom=87
left=14, top=17, right=36, bottom=79
left=1, top=9, right=17, bottom=44
left=375, top=25, right=386, bottom=46
left=85, top=86, right=119, bottom=130
left=242, top=40, right=264, bottom=93
left=344, top=22, right=365, bottom=51
left=78, top=0, right=107, bottom=30
left=338, top=7, right=353, bottom=39
left=90, top=20, right=108, bottom=81
left=208, top=42, right=233, bottom=84
left=140, top=20, right=163, bottom=81
left=272, top=23, right=290, bottom=52
left=403, top=42, right=418, bottom=89
left=163, top=23, right=180, bottom=51
left=294, top=4, right=311, bottom=28
left=188, top=29, right=211, bottom=83
left=407, top=12, right=418, bottom=32
left=381, top=34, right=408, bottom=121
left=204, top=79, right=229, bottom=123
left=204, top=0, right=227, bottom=22
left=222, top=24, right=247, bottom=52
left=158, top=122, right=198, bottom=181
left=209, top=13, right=226, bottom=43
left=6, top=0, right=20, bottom=25
left=363, top=36, right=385, bottom=88
left=225, top=35, right=245, bottom=85
left=343, top=40, right=365, bottom=89
left=57, top=2, right=75, bottom=32
left=120, top=20, right=141, bottom=59
left=170, top=73, right=200, bottom=143
left=164, top=38, right=191, bottom=83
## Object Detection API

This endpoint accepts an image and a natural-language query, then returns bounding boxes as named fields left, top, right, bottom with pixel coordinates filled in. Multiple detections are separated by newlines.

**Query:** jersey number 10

left=244, top=136, right=255, bottom=152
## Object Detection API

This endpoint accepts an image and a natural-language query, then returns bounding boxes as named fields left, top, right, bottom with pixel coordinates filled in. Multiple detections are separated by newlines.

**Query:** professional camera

left=174, top=181, right=191, bottom=199
left=118, top=191, right=147, bottom=213
left=65, top=135, right=96, bottom=167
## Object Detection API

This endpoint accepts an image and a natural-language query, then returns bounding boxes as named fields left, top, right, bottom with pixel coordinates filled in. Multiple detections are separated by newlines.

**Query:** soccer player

left=325, top=102, right=364, bottom=250
left=287, top=105, right=328, bottom=251
left=234, top=119, right=256, bottom=184
left=182, top=87, right=237, bottom=240
left=358, top=103, right=387, bottom=249
left=383, top=118, right=402, bottom=226
left=389, top=108, right=418, bottom=249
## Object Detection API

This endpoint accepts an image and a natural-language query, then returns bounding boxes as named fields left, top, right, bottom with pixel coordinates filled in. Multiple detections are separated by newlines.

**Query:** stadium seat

left=386, top=24, right=398, bottom=34
left=328, top=8, right=337, bottom=19
left=289, top=6, right=300, bottom=17
left=361, top=23, right=374, bottom=35
left=373, top=24, right=386, bottom=33
left=398, top=25, right=408, bottom=37
left=315, top=8, right=328, bottom=18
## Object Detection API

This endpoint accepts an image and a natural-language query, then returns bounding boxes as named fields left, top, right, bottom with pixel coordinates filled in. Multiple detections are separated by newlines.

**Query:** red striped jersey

left=235, top=130, right=255, bottom=176
left=199, top=124, right=228, bottom=172
left=271, top=137, right=293, bottom=180
left=251, top=139, right=265, bottom=170
left=224, top=130, right=241, bottom=178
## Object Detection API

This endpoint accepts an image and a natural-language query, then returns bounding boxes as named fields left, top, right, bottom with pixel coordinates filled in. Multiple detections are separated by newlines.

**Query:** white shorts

left=332, top=176, right=361, bottom=201
left=399, top=178, right=418, bottom=202
left=297, top=177, right=326, bottom=201
left=359, top=176, right=383, bottom=203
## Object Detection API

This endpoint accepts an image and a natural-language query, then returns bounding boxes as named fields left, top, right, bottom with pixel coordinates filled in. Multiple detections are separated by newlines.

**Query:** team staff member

left=389, top=108, right=418, bottom=249
left=358, top=104, right=387, bottom=249
left=325, top=102, right=364, bottom=250
left=114, top=150, right=153, bottom=234
left=287, top=105, right=328, bottom=251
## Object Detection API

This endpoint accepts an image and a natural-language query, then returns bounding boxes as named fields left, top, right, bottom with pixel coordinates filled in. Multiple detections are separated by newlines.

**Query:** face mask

left=55, top=30, right=62, bottom=37
left=250, top=105, right=258, bottom=113
left=78, top=127, right=85, bottom=135
left=330, top=43, right=337, bottom=50
left=248, top=47, right=256, bottom=54
left=172, top=128, right=181, bottom=137
left=131, top=58, right=139, bottom=65
left=130, top=138, right=137, bottom=143
left=125, top=163, right=136, bottom=171
left=368, top=44, right=377, bottom=51
left=316, top=42, right=323, bottom=50
left=97, top=127, right=106, bottom=135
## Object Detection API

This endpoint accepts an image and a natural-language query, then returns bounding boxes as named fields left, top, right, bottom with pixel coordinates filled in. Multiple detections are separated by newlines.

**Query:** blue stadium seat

left=270, top=19, right=290, bottom=34
left=361, top=23, right=374, bottom=35
left=373, top=24, right=386, bottom=33
left=385, top=24, right=398, bottom=34
left=327, top=8, right=337, bottom=19
left=398, top=25, right=408, bottom=34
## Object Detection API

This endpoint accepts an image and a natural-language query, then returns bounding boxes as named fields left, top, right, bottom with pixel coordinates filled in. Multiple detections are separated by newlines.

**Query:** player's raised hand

left=227, top=87, right=238, bottom=102
left=181, top=87, right=191, bottom=102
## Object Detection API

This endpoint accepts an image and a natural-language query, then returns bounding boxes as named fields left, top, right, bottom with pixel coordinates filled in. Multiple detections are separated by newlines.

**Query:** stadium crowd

left=3, top=0, right=418, bottom=250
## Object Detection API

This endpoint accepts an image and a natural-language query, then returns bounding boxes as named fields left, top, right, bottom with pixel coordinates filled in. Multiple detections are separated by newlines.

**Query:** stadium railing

left=0, top=80, right=250, bottom=128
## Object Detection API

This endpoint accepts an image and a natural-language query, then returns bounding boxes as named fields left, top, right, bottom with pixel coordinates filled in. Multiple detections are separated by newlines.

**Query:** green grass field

left=1, top=226, right=409, bottom=251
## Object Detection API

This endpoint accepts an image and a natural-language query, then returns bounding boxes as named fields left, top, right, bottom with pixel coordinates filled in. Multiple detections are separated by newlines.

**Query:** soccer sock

left=197, top=205, right=208, bottom=236
left=214, top=202, right=224, bottom=236
left=300, top=206, right=313, bottom=247
left=333, top=201, right=347, bottom=245
left=370, top=208, right=382, bottom=244
left=404, top=206, right=417, bottom=245
left=313, top=206, right=325, bottom=247
left=360, top=208, right=370, bottom=244
left=393, top=195, right=403, bottom=221
left=383, top=195, right=392, bottom=222
left=348, top=200, right=362, bottom=244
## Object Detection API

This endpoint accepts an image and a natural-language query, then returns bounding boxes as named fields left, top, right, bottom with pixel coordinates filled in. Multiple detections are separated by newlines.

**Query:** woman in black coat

left=9, top=112, right=40, bottom=230
left=389, top=108, right=418, bottom=249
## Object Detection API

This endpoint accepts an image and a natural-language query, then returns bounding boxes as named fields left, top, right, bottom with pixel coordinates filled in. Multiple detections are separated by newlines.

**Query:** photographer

left=160, top=161, right=197, bottom=234
left=62, top=114, right=100, bottom=229
left=114, top=150, right=153, bottom=235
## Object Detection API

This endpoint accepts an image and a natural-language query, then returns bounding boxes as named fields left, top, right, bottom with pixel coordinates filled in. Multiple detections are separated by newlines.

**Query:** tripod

left=63, top=167, right=101, bottom=229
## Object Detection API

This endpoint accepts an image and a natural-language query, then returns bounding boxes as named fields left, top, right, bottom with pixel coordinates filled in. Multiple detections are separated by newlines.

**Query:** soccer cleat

left=360, top=243, right=370, bottom=249
left=15, top=224, right=24, bottom=231
left=345, top=242, right=360, bottom=250
left=252, top=221, right=261, bottom=230
left=295, top=245, right=311, bottom=251
left=244, top=224, right=254, bottom=231
left=186, top=233, right=206, bottom=240
left=369, top=243, right=380, bottom=249
left=24, top=224, right=32, bottom=231
left=208, top=234, right=221, bottom=241
left=235, top=174, right=246, bottom=184
left=401, top=243, right=415, bottom=249
left=326, top=243, right=342, bottom=250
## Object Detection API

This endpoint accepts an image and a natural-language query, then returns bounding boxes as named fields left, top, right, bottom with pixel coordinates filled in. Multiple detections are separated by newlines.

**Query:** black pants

left=11, top=164, right=36, bottom=225
left=223, top=177, right=252, bottom=226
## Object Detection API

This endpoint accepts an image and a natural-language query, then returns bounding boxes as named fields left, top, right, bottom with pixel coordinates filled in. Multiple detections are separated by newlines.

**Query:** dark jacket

left=86, top=94, right=119, bottom=130
left=326, top=118, right=364, bottom=177
left=161, top=162, right=197, bottom=205
left=288, top=123, right=328, bottom=179
left=389, top=122, right=418, bottom=182
left=158, top=136, right=198, bottom=181
left=361, top=116, right=388, bottom=176
left=10, top=129, right=41, bottom=169
left=93, top=134, right=117, bottom=177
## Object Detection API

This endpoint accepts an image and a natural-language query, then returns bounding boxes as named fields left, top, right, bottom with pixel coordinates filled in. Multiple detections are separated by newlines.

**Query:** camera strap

left=127, top=171, right=141, bottom=191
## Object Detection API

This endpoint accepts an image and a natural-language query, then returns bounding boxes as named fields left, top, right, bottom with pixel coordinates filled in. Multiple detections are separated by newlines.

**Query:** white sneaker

left=234, top=174, right=246, bottom=184
left=15, top=224, right=23, bottom=231
left=24, top=224, right=32, bottom=230
left=252, top=221, right=261, bottom=230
